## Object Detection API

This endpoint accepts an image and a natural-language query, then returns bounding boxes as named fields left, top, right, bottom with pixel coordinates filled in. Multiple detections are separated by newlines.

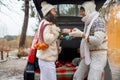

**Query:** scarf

left=80, top=11, right=99, bottom=65
left=31, top=20, right=45, bottom=48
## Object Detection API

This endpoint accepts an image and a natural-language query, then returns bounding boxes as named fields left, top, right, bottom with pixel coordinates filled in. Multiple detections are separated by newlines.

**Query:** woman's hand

left=62, top=28, right=70, bottom=34
left=69, top=28, right=83, bottom=37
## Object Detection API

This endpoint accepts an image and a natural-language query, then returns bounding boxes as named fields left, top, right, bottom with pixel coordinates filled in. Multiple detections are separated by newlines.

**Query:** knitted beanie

left=81, top=1, right=96, bottom=16
left=41, top=1, right=55, bottom=16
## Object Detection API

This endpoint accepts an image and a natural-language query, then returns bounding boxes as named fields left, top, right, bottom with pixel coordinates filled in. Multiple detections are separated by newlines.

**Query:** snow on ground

left=0, top=50, right=28, bottom=80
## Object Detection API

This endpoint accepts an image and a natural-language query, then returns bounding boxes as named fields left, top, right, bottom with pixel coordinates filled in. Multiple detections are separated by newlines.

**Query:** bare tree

left=19, top=0, right=29, bottom=55
left=0, top=1, right=5, bottom=6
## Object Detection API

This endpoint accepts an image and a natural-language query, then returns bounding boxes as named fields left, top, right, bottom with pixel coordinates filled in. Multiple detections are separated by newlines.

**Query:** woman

left=36, top=1, right=60, bottom=80
left=69, top=1, right=107, bottom=80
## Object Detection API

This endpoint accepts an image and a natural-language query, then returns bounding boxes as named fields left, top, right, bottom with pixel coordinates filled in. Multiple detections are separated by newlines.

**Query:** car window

left=55, top=4, right=81, bottom=17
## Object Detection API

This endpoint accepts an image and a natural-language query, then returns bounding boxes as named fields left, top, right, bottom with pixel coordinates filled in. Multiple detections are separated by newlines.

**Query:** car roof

left=33, top=0, right=106, bottom=17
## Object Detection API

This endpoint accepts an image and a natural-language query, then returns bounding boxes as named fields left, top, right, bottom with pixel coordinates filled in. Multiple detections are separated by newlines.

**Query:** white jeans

left=73, top=51, right=107, bottom=80
left=38, top=59, right=57, bottom=80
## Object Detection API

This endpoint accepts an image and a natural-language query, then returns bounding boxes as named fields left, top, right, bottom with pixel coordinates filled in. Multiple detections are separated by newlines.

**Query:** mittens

left=62, top=29, right=70, bottom=34
left=69, top=28, right=83, bottom=37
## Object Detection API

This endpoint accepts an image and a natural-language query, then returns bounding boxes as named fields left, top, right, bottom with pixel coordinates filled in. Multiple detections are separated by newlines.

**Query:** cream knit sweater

left=36, top=19, right=60, bottom=61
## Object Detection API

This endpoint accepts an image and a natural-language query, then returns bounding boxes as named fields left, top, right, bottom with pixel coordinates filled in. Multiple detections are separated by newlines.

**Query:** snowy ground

left=0, top=50, right=28, bottom=80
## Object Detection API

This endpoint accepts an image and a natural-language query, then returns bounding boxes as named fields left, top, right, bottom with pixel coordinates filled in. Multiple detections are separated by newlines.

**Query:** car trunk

left=32, top=0, right=107, bottom=80
left=56, top=16, right=83, bottom=62
left=33, top=0, right=106, bottom=62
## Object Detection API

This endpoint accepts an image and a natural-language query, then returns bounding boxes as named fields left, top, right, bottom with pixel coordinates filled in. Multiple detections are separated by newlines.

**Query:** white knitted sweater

left=88, top=17, right=107, bottom=51
left=36, top=19, right=60, bottom=61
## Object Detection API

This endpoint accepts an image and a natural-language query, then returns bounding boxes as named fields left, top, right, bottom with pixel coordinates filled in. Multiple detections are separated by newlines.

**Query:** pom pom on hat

left=41, top=1, right=55, bottom=16
left=41, top=1, right=47, bottom=7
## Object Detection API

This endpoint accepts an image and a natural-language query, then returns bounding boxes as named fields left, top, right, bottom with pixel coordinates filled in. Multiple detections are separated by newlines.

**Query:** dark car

left=24, top=0, right=109, bottom=80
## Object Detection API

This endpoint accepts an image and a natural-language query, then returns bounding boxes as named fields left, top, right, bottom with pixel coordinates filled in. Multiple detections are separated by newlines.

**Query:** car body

left=24, top=0, right=109, bottom=80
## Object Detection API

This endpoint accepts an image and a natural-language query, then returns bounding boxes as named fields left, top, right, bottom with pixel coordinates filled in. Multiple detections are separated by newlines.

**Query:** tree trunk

left=0, top=51, right=3, bottom=60
left=17, top=0, right=29, bottom=57
left=19, top=0, right=29, bottom=48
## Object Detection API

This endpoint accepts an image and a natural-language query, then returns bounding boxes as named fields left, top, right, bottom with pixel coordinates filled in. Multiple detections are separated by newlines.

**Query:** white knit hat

left=41, top=1, right=55, bottom=16
left=81, top=1, right=96, bottom=15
